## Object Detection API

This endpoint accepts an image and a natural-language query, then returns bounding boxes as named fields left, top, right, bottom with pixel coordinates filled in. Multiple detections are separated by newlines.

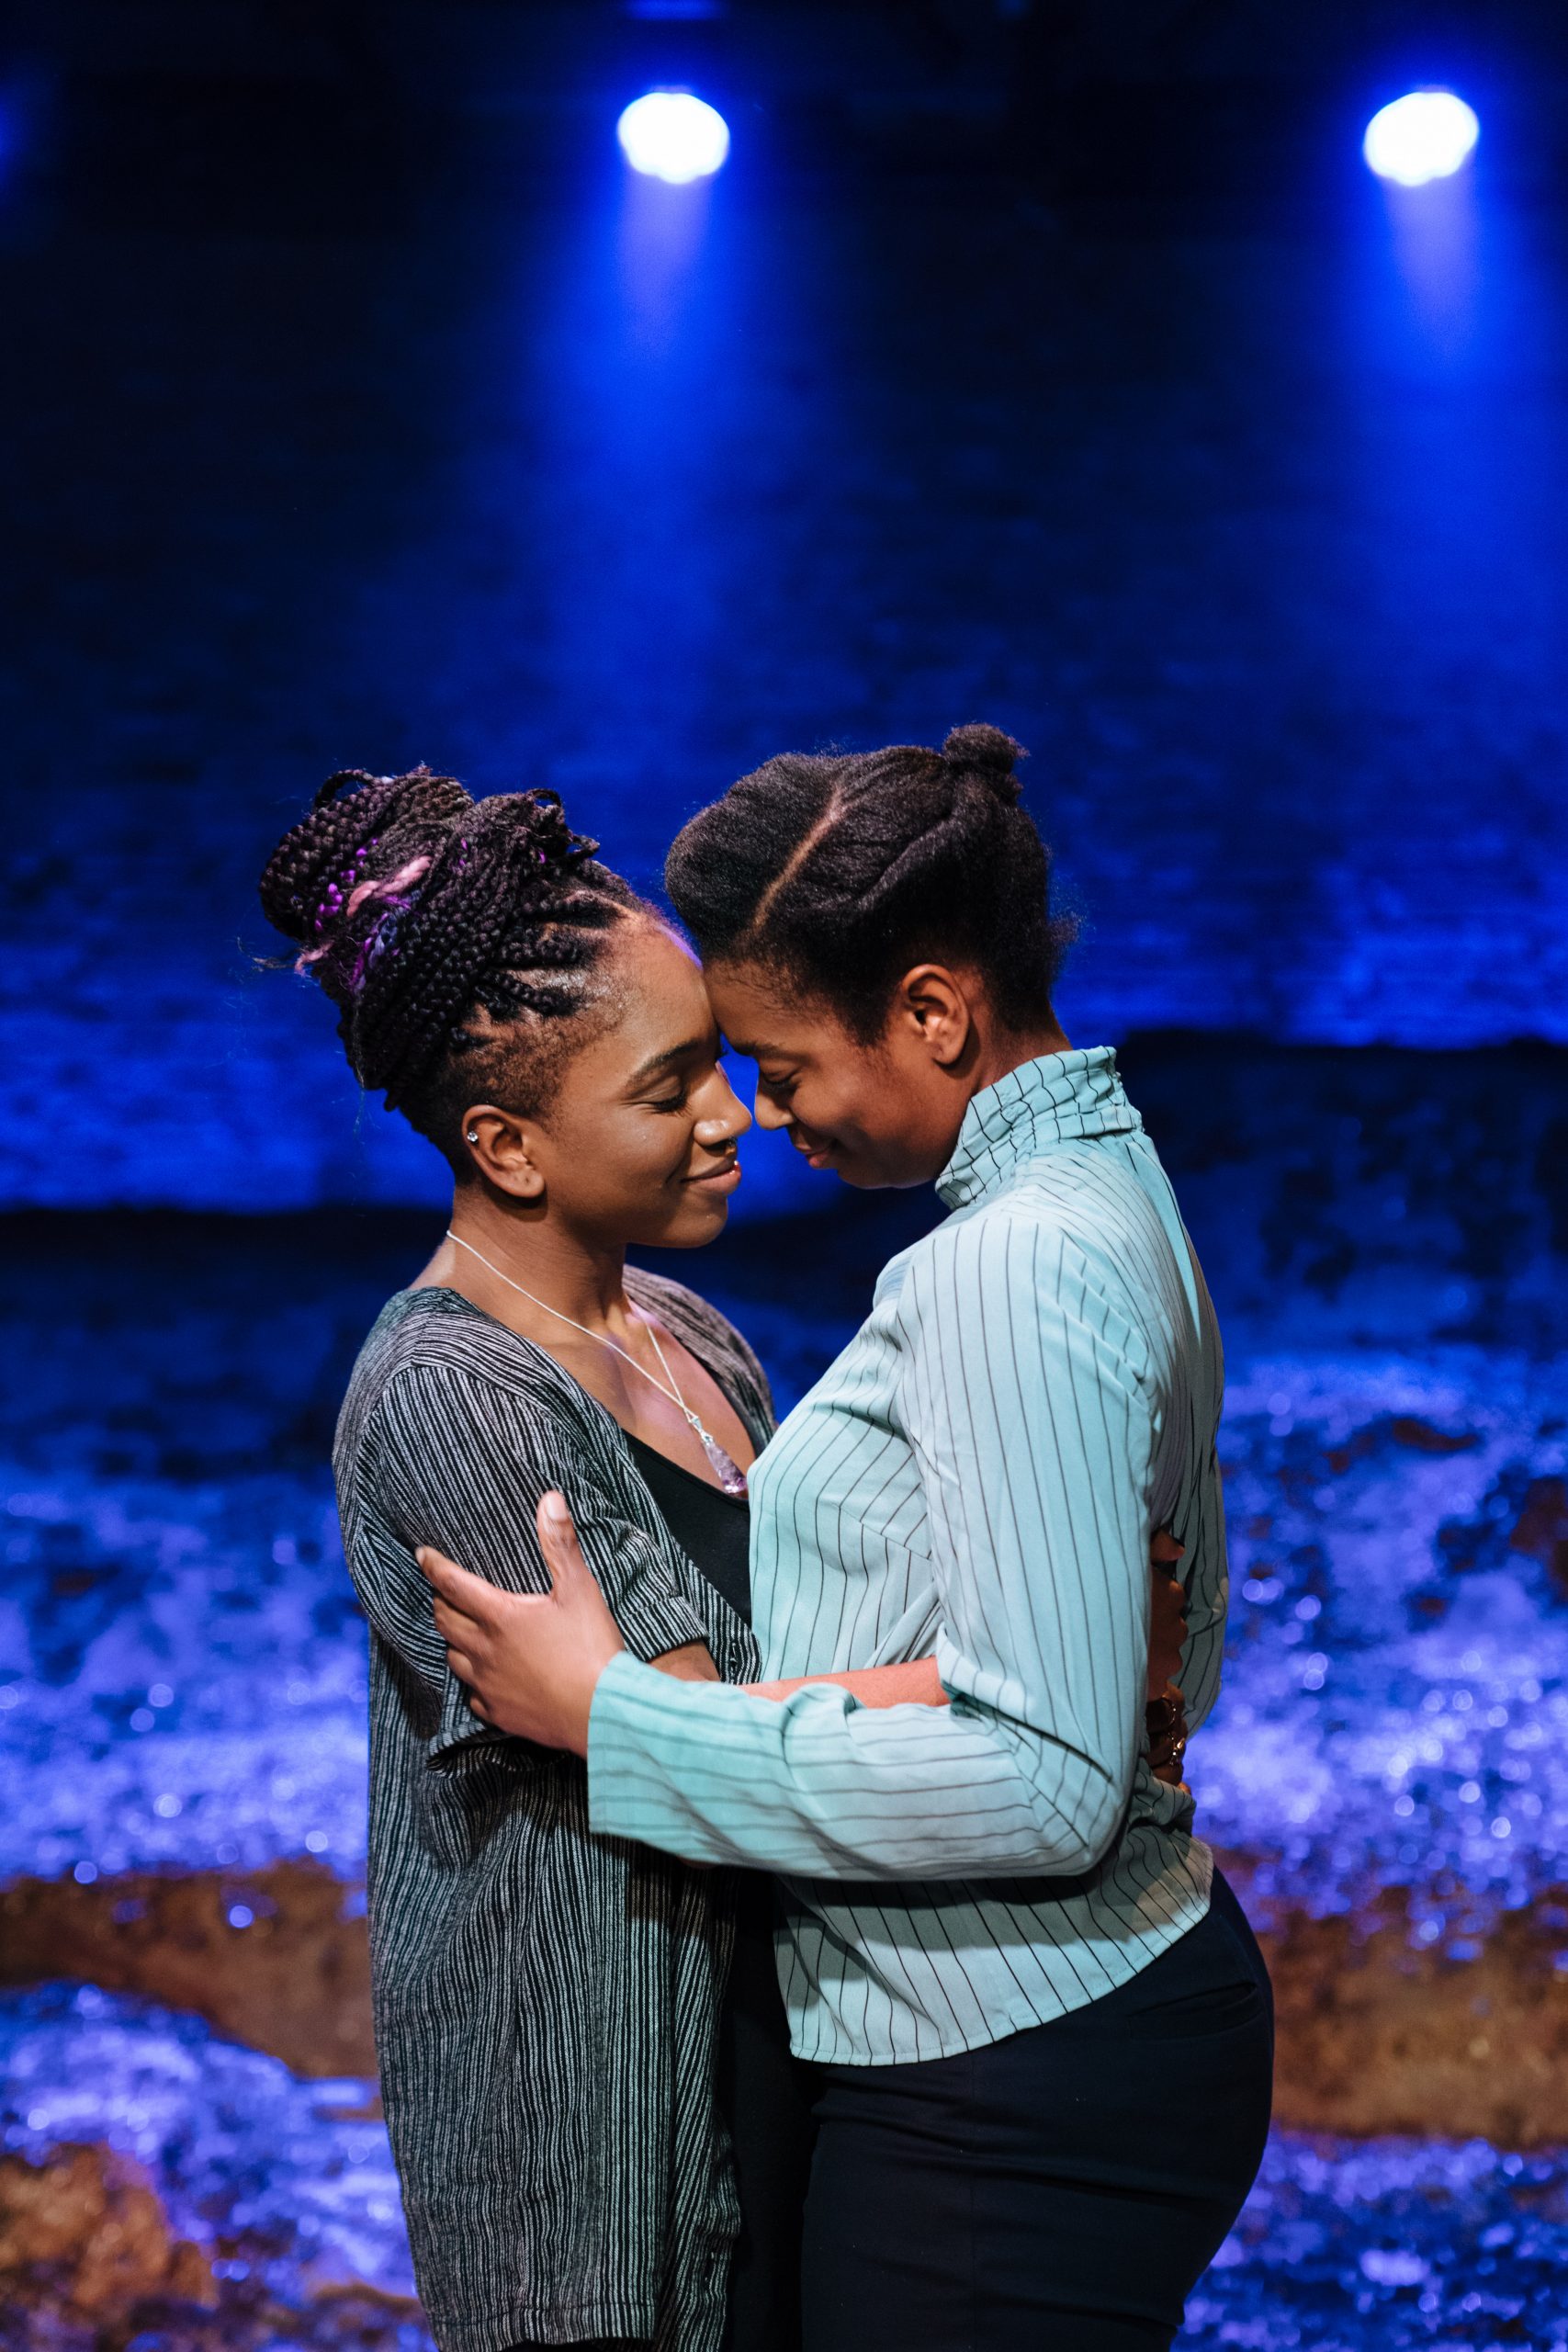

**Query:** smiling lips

left=686, top=1157, right=741, bottom=1190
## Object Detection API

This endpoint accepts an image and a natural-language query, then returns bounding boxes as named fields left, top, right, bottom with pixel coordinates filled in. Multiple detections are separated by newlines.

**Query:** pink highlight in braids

left=293, top=856, right=432, bottom=978
left=344, top=855, right=430, bottom=920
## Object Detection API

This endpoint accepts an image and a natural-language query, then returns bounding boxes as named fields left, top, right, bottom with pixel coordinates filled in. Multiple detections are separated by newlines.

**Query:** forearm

left=744, top=1656, right=947, bottom=1708
left=653, top=1640, right=721, bottom=1683
left=588, top=1651, right=1125, bottom=1881
left=661, top=1651, right=942, bottom=1703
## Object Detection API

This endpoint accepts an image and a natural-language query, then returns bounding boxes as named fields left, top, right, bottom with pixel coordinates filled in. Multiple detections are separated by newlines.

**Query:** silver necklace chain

left=444, top=1230, right=749, bottom=1495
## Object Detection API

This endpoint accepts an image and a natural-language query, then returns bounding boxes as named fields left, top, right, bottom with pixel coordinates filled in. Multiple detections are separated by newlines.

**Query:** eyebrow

left=625, top=1036, right=712, bottom=1091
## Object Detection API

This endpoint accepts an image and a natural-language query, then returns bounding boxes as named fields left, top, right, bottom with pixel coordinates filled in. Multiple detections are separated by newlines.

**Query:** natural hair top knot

left=942, top=723, right=1025, bottom=805
left=665, top=721, right=1073, bottom=1043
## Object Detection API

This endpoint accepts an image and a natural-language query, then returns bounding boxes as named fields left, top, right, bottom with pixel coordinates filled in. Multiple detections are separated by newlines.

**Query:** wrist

left=574, top=1639, right=626, bottom=1753
left=583, top=1644, right=645, bottom=1757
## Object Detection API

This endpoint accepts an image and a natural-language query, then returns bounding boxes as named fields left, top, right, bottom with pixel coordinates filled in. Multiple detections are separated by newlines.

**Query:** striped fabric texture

left=333, top=1273, right=769, bottom=2352
left=588, top=1047, right=1227, bottom=2066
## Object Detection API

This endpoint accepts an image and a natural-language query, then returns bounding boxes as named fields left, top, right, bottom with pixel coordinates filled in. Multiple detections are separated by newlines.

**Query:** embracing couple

left=258, top=725, right=1272, bottom=2352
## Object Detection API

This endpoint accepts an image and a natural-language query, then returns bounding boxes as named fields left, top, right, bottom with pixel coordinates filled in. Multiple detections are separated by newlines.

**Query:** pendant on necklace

left=698, top=1430, right=750, bottom=1498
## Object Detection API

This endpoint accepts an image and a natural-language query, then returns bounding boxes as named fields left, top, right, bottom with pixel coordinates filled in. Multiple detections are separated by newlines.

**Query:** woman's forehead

left=591, top=922, right=716, bottom=1060
left=702, top=962, right=835, bottom=1061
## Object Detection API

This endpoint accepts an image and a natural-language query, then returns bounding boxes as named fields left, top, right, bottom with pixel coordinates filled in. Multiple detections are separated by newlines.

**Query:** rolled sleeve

left=364, top=1363, right=710, bottom=1769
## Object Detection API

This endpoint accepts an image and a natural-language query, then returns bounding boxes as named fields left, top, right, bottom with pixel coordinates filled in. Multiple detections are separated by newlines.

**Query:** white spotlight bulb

left=1363, top=90, right=1480, bottom=187
left=616, top=91, right=730, bottom=184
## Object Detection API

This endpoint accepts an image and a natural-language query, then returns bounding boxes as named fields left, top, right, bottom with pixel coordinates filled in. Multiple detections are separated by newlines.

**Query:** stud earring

left=467, top=1130, right=479, bottom=1145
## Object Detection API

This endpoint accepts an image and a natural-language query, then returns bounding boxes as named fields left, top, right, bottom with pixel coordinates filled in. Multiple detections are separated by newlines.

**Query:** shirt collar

left=936, top=1046, right=1141, bottom=1209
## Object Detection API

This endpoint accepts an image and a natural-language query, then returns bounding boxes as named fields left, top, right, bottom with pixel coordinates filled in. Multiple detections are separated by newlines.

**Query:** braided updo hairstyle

left=664, top=724, right=1075, bottom=1040
left=259, top=767, right=647, bottom=1173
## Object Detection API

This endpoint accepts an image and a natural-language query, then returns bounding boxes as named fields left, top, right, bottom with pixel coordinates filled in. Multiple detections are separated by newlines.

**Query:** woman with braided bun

left=262, top=766, right=830, bottom=2352
left=420, top=725, right=1273, bottom=2352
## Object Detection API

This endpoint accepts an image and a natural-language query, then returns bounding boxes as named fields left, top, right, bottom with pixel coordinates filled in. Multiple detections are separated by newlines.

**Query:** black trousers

left=719, top=1873, right=817, bottom=2352
left=800, top=1872, right=1274, bottom=2352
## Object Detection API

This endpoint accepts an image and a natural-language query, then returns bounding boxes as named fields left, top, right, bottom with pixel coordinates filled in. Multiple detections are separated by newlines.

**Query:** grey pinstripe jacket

left=333, top=1272, right=769, bottom=2352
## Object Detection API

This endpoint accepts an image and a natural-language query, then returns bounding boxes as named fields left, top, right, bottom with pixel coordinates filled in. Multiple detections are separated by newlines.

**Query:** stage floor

left=4, top=1039, right=1565, bottom=2346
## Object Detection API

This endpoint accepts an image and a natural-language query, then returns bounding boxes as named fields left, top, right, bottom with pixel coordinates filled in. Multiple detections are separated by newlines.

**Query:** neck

left=444, top=1190, right=629, bottom=1331
left=964, top=1013, right=1072, bottom=1103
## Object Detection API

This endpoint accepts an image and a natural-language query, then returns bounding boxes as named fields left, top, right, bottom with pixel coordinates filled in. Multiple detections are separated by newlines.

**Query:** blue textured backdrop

left=4, top=12, right=1566, bottom=1208
left=6, top=14, right=1568, bottom=2348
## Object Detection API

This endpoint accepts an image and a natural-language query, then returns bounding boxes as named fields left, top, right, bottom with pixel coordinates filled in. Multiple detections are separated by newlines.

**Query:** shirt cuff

left=604, top=1566, right=711, bottom=1667
left=586, top=1650, right=665, bottom=1824
left=587, top=1648, right=766, bottom=1859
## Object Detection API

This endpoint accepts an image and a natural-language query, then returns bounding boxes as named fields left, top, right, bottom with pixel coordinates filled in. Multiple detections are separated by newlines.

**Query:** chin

left=833, top=1161, right=888, bottom=1190
left=818, top=1143, right=898, bottom=1189
left=835, top=1155, right=935, bottom=1192
left=630, top=1199, right=732, bottom=1250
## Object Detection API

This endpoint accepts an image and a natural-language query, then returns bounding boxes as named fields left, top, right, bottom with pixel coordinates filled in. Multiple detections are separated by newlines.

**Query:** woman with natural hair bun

left=423, top=725, right=1273, bottom=2352
left=261, top=765, right=833, bottom=2352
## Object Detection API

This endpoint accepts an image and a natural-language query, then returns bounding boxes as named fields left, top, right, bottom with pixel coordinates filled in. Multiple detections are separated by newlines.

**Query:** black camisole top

left=626, top=1432, right=752, bottom=1627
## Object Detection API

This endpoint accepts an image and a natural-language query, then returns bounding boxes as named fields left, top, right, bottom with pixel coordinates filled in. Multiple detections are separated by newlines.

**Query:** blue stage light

left=1363, top=91, right=1480, bottom=187
left=616, top=90, right=730, bottom=184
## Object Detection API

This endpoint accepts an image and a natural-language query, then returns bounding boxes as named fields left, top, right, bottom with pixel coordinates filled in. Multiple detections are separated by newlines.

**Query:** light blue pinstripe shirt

left=588, top=1048, right=1228, bottom=2064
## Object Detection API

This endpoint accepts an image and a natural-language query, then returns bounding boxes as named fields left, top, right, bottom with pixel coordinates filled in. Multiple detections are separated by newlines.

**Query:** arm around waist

left=588, top=1652, right=1125, bottom=1881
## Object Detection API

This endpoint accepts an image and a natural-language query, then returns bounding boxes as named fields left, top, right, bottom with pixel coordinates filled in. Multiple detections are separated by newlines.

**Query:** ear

left=461, top=1104, right=547, bottom=1200
left=887, top=965, right=976, bottom=1069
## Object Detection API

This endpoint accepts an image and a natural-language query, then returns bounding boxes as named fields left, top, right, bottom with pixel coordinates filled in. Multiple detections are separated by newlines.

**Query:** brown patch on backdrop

left=11, top=1854, right=1568, bottom=2145
left=0, top=2143, right=216, bottom=2323
left=0, top=1861, right=374, bottom=2080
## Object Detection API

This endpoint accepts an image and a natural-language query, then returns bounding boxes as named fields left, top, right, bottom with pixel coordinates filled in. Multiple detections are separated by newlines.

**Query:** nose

left=751, top=1087, right=791, bottom=1134
left=694, top=1066, right=753, bottom=1146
